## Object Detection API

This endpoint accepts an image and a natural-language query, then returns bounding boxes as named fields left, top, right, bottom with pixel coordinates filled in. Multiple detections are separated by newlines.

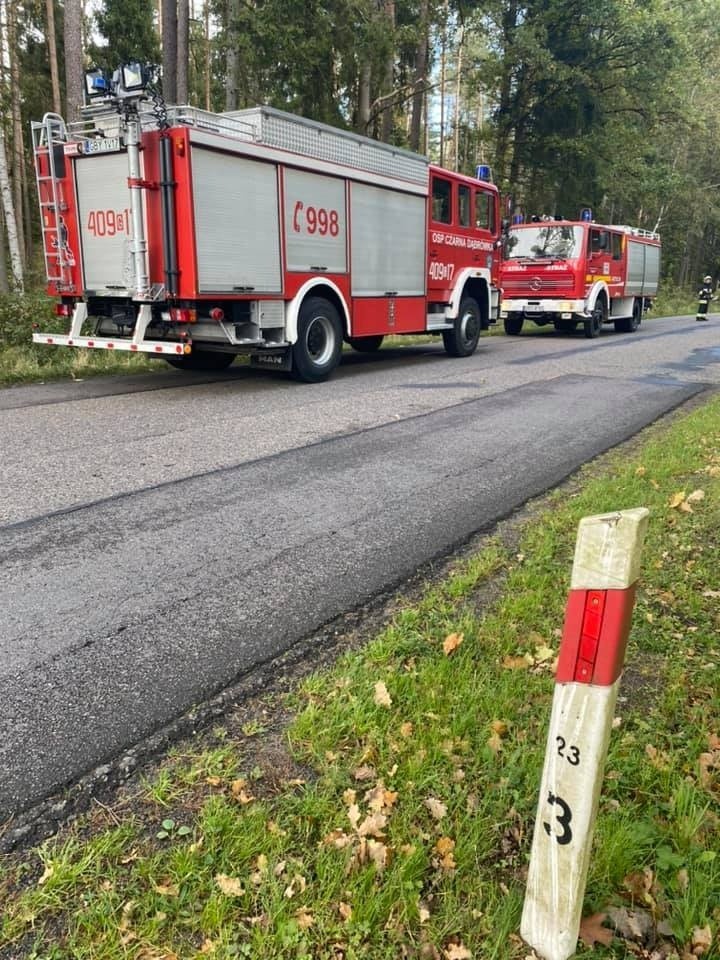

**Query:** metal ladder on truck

left=31, top=113, right=73, bottom=288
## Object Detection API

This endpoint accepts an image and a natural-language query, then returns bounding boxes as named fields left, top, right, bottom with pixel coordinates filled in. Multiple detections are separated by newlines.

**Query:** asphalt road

left=1, top=315, right=718, bottom=821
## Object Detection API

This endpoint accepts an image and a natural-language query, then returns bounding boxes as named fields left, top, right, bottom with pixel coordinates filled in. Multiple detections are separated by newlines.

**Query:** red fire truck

left=499, top=218, right=661, bottom=338
left=31, top=65, right=501, bottom=382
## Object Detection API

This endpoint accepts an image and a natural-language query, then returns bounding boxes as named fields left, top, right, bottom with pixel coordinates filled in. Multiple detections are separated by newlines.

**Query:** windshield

left=505, top=225, right=583, bottom=260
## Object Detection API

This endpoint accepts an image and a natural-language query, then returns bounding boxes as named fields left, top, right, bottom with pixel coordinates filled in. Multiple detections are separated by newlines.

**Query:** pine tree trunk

left=0, top=127, right=24, bottom=291
left=438, top=1, right=447, bottom=167
left=380, top=0, right=395, bottom=143
left=64, top=0, right=84, bottom=119
left=204, top=1, right=211, bottom=109
left=177, top=0, right=189, bottom=103
left=46, top=0, right=62, bottom=113
left=163, top=0, right=178, bottom=103
left=225, top=0, right=240, bottom=110
left=357, top=61, right=371, bottom=134
left=453, top=25, right=464, bottom=171
left=409, top=0, right=429, bottom=153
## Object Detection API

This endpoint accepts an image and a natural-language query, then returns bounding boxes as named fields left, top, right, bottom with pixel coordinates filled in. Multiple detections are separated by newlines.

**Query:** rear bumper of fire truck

left=499, top=298, right=587, bottom=318
left=32, top=332, right=190, bottom=356
left=32, top=301, right=192, bottom=357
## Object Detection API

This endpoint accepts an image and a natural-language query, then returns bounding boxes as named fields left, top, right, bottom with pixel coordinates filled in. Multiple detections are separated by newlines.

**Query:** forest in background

left=1, top=0, right=719, bottom=295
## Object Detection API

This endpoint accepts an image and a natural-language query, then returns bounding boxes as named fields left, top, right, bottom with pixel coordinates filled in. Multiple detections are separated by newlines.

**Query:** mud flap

left=250, top=347, right=293, bottom=372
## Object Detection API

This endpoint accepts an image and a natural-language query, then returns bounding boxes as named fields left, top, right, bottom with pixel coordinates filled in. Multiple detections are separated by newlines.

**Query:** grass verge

left=0, top=399, right=718, bottom=960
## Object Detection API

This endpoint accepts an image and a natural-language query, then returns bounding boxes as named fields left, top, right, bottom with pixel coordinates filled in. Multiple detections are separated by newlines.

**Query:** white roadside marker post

left=521, top=507, right=650, bottom=960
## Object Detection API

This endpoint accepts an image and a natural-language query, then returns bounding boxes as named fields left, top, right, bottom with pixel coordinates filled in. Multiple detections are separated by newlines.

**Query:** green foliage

left=89, top=0, right=160, bottom=72
left=0, top=292, right=55, bottom=348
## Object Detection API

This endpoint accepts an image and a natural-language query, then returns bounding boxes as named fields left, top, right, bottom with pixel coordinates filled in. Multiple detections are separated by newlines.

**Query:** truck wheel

left=614, top=299, right=642, bottom=333
left=347, top=335, right=384, bottom=352
left=291, top=296, right=343, bottom=382
left=504, top=314, right=524, bottom=335
left=584, top=300, right=605, bottom=338
left=165, top=350, right=235, bottom=371
left=443, top=297, right=481, bottom=357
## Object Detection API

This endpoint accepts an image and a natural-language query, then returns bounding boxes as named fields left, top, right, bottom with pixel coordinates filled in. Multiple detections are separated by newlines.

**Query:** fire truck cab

left=499, top=218, right=660, bottom=338
left=31, top=65, right=501, bottom=382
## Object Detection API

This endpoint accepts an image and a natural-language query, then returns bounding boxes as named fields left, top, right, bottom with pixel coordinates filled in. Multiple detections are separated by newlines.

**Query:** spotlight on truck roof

left=84, top=68, right=110, bottom=99
left=120, top=62, right=148, bottom=93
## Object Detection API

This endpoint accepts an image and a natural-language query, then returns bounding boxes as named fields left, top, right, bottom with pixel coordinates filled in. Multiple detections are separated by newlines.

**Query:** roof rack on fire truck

left=69, top=94, right=430, bottom=188
left=607, top=225, right=661, bottom=241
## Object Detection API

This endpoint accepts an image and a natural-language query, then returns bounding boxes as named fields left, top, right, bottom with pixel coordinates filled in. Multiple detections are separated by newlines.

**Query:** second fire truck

left=31, top=63, right=502, bottom=382
left=499, top=217, right=661, bottom=338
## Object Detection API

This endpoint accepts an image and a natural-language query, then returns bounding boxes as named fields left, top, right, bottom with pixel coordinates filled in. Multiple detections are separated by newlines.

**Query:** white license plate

left=525, top=304, right=543, bottom=313
left=81, top=137, right=122, bottom=155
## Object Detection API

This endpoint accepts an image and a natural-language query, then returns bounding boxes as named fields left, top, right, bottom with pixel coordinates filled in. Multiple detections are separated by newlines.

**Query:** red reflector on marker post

left=521, top=508, right=649, bottom=960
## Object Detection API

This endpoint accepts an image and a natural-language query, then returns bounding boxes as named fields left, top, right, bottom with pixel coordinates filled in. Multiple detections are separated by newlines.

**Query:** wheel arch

left=586, top=281, right=609, bottom=315
left=448, top=269, right=491, bottom=326
left=286, top=280, right=350, bottom=344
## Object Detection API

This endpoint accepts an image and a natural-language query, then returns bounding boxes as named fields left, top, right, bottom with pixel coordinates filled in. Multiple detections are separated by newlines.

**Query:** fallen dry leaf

left=435, top=836, right=456, bottom=870
left=534, top=643, right=555, bottom=662
left=153, top=881, right=179, bottom=897
left=215, top=874, right=245, bottom=897
left=367, top=838, right=389, bottom=871
left=338, top=901, right=352, bottom=921
left=323, top=828, right=354, bottom=849
left=487, top=731, right=503, bottom=754
left=374, top=681, right=392, bottom=708
left=686, top=489, right=705, bottom=503
left=668, top=491, right=686, bottom=509
left=502, top=654, right=533, bottom=670
left=646, top=744, right=671, bottom=770
left=357, top=811, right=387, bottom=837
left=353, top=764, right=376, bottom=781
left=424, top=796, right=447, bottom=820
left=579, top=912, right=613, bottom=947
left=443, top=632, right=464, bottom=656
left=295, top=907, right=314, bottom=930
left=691, top=925, right=713, bottom=956
left=444, top=943, right=472, bottom=959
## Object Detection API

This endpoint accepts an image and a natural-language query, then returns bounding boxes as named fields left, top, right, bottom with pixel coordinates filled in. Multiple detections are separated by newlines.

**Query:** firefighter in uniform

left=696, top=275, right=715, bottom=321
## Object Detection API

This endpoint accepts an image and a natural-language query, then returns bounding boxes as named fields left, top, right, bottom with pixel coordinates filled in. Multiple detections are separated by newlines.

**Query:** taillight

left=169, top=307, right=197, bottom=324
left=55, top=303, right=72, bottom=318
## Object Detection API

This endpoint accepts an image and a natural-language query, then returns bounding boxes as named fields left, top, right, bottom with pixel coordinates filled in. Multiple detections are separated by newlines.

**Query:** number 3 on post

left=521, top=508, right=649, bottom=960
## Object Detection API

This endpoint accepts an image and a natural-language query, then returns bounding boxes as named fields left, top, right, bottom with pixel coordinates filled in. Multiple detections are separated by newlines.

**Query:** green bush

left=0, top=291, right=57, bottom=347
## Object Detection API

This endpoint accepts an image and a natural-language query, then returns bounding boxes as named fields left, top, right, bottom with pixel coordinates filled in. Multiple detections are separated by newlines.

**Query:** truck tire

left=615, top=298, right=642, bottom=333
left=504, top=314, right=524, bottom=335
left=443, top=297, right=481, bottom=357
left=347, top=335, right=384, bottom=352
left=291, top=296, right=343, bottom=382
left=584, top=299, right=605, bottom=338
left=165, top=350, right=235, bottom=371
